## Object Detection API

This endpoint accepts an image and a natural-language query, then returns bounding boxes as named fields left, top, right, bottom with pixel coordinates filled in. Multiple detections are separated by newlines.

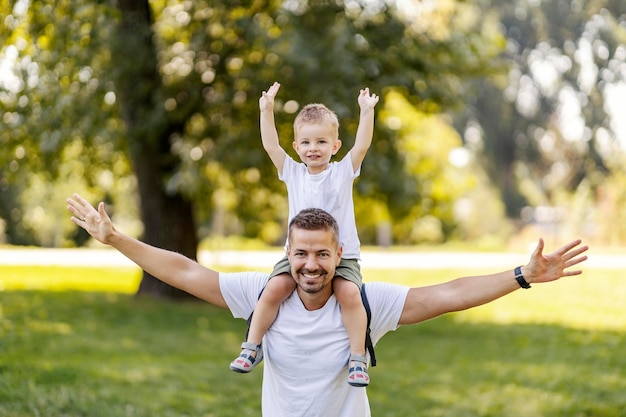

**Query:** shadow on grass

left=0, top=291, right=624, bottom=417
left=373, top=315, right=625, bottom=417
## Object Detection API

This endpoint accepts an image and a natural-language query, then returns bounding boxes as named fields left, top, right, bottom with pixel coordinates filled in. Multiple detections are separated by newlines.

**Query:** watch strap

left=514, top=266, right=531, bottom=289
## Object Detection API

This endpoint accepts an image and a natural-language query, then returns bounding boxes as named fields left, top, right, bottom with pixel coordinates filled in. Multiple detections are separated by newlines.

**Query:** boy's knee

left=263, top=273, right=296, bottom=302
left=334, top=278, right=362, bottom=302
left=334, top=277, right=359, bottom=291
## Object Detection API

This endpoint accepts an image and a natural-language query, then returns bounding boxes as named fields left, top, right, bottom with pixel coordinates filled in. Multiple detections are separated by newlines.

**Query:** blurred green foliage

left=0, top=0, right=505, bottom=249
left=1, top=0, right=625, bottom=251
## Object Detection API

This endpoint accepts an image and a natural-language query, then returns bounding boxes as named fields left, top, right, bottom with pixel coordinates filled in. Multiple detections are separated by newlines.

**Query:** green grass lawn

left=0, top=266, right=142, bottom=293
left=0, top=264, right=624, bottom=416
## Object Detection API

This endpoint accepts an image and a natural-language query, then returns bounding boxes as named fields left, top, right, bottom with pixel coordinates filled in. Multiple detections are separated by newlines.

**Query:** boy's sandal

left=229, top=342, right=264, bottom=373
left=347, top=354, right=370, bottom=387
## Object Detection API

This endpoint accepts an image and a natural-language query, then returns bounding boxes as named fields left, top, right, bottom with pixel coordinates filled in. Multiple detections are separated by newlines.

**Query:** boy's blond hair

left=293, top=103, right=339, bottom=139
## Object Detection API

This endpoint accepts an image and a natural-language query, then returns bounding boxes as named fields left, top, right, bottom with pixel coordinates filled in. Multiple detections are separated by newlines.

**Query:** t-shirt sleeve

left=219, top=272, right=270, bottom=320
left=341, top=150, right=361, bottom=178
left=278, top=154, right=297, bottom=182
left=364, top=282, right=410, bottom=344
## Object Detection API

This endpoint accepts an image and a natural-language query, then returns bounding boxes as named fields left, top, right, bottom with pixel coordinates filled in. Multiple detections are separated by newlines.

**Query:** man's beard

left=295, top=268, right=330, bottom=293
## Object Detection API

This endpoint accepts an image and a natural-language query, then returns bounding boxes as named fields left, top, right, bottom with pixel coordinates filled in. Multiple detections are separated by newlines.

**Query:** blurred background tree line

left=1, top=0, right=625, bottom=295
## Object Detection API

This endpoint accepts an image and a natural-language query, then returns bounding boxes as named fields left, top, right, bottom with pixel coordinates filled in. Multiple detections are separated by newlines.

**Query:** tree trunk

left=112, top=0, right=198, bottom=299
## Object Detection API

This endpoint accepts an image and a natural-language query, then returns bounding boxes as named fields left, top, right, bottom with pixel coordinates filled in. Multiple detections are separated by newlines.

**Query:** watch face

left=515, top=267, right=531, bottom=289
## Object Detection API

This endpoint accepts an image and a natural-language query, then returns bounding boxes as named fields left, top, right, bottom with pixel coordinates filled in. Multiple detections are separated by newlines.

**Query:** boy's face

left=293, top=123, right=342, bottom=174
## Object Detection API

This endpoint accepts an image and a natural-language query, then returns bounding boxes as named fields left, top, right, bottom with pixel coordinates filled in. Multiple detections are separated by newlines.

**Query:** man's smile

left=301, top=271, right=325, bottom=280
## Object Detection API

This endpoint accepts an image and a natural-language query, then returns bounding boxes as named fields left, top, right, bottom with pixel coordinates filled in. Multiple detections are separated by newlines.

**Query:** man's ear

left=336, top=245, right=343, bottom=265
left=332, top=139, right=342, bottom=155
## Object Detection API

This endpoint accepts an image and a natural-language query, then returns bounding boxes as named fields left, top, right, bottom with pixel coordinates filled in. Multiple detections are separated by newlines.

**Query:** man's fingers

left=68, top=194, right=92, bottom=214
left=97, top=202, right=109, bottom=221
left=66, top=200, right=81, bottom=218
left=556, top=239, right=583, bottom=256
left=532, top=237, right=545, bottom=258
left=73, top=193, right=90, bottom=207
left=68, top=211, right=86, bottom=227
left=563, top=245, right=589, bottom=261
left=562, top=268, right=584, bottom=277
left=67, top=194, right=98, bottom=225
left=565, top=254, right=588, bottom=269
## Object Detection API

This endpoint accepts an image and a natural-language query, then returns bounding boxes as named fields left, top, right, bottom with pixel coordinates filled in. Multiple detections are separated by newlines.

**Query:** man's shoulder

left=362, top=281, right=410, bottom=305
left=362, top=282, right=410, bottom=341
left=219, top=271, right=269, bottom=290
left=219, top=272, right=270, bottom=319
left=363, top=281, right=407, bottom=291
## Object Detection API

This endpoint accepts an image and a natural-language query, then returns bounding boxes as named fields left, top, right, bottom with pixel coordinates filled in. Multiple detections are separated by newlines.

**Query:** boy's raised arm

left=260, top=82, right=287, bottom=174
left=350, top=87, right=379, bottom=172
left=66, top=193, right=227, bottom=307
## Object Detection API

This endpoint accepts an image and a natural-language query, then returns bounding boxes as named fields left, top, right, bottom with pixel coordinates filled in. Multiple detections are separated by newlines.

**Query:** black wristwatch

left=514, top=266, right=531, bottom=289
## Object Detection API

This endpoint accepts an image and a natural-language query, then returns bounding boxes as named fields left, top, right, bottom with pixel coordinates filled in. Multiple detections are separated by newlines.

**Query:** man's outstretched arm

left=66, top=193, right=228, bottom=308
left=398, top=238, right=589, bottom=325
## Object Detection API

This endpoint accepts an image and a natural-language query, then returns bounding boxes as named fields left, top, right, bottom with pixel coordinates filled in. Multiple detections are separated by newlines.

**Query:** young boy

left=229, top=82, right=379, bottom=387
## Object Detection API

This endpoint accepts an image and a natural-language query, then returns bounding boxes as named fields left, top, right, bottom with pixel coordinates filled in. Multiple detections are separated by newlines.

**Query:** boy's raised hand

left=259, top=82, right=281, bottom=112
left=358, top=87, right=379, bottom=111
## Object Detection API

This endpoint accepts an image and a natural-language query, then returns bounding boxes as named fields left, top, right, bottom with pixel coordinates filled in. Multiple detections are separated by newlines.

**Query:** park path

left=0, top=247, right=624, bottom=269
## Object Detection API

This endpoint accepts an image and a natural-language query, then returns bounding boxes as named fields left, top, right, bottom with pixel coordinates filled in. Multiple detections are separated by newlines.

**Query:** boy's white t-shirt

left=219, top=272, right=410, bottom=417
left=280, top=152, right=361, bottom=259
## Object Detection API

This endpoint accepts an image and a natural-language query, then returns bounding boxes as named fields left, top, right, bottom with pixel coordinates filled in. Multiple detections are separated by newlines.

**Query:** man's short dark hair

left=288, top=208, right=339, bottom=247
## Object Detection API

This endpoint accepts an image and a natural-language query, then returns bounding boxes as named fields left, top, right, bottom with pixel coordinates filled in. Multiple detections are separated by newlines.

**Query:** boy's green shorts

left=269, top=255, right=362, bottom=289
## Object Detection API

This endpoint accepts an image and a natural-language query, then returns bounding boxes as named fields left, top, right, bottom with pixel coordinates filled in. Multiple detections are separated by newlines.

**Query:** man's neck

left=297, top=287, right=333, bottom=311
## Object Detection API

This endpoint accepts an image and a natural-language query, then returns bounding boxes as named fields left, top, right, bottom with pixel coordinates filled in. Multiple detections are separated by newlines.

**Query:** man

left=66, top=193, right=588, bottom=417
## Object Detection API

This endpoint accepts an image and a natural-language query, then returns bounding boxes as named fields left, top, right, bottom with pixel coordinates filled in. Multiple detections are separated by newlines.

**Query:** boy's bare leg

left=230, top=273, right=295, bottom=372
left=247, top=273, right=296, bottom=347
left=333, top=278, right=369, bottom=385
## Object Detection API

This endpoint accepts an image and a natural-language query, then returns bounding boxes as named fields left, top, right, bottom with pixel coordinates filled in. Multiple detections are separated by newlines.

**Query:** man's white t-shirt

left=280, top=152, right=361, bottom=259
left=219, top=272, right=410, bottom=417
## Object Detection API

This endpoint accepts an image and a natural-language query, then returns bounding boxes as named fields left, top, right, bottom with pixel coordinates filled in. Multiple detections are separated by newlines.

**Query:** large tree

left=110, top=0, right=199, bottom=297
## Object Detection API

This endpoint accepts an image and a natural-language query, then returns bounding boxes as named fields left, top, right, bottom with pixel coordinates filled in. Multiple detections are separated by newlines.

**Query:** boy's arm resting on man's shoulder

left=397, top=238, right=589, bottom=325
left=66, top=193, right=227, bottom=308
